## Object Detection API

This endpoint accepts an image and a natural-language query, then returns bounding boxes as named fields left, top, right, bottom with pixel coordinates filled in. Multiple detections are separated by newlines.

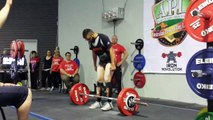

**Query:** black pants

left=208, top=100, right=213, bottom=112
left=30, top=70, right=39, bottom=89
left=112, top=66, right=122, bottom=94
left=0, top=73, right=12, bottom=83
left=51, top=72, right=61, bottom=88
left=0, top=86, right=28, bottom=108
left=41, top=70, right=52, bottom=88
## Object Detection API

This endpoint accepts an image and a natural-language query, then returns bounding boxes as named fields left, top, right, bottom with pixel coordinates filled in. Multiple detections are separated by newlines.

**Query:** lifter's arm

left=0, top=0, right=13, bottom=28
left=109, top=47, right=116, bottom=70
left=92, top=51, right=97, bottom=71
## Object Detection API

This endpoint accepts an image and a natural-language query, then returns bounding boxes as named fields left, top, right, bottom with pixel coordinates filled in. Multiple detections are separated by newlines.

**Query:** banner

left=143, top=0, right=206, bottom=73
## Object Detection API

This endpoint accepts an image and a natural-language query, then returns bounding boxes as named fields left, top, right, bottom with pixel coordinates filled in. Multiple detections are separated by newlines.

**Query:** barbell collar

left=131, top=60, right=142, bottom=63
left=132, top=100, right=149, bottom=106
left=192, top=70, right=212, bottom=78
left=130, top=42, right=141, bottom=45
left=192, top=10, right=211, bottom=20
left=3, top=48, right=11, bottom=50
left=131, top=78, right=141, bottom=81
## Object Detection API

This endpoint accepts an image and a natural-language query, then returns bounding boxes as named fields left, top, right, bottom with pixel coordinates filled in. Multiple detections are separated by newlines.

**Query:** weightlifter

left=82, top=28, right=116, bottom=111
left=0, top=0, right=32, bottom=120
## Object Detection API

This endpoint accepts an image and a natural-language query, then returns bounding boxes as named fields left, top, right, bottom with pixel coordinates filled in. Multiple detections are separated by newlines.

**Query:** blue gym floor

left=2, top=91, right=204, bottom=120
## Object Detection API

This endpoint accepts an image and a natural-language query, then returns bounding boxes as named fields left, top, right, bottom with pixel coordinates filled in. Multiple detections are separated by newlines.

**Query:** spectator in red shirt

left=60, top=52, right=79, bottom=91
left=111, top=35, right=128, bottom=94
left=51, top=49, right=63, bottom=91
left=29, top=51, right=40, bottom=90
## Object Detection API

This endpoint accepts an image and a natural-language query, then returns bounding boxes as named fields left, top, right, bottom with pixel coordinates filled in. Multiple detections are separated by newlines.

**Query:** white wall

left=58, top=0, right=207, bottom=105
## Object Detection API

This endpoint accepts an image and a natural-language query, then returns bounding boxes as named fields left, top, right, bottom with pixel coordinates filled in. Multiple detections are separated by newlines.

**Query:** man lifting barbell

left=82, top=28, right=116, bottom=111
left=0, top=0, right=32, bottom=120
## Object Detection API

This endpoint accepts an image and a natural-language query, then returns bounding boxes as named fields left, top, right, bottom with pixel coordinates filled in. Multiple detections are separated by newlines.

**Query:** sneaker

left=89, top=101, right=102, bottom=109
left=46, top=87, right=51, bottom=91
left=40, top=87, right=45, bottom=91
left=50, top=86, right=54, bottom=92
left=101, top=102, right=113, bottom=111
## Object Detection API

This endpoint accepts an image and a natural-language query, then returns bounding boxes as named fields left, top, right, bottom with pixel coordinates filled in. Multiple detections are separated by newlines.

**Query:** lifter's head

left=82, top=28, right=98, bottom=41
left=111, top=35, right=118, bottom=45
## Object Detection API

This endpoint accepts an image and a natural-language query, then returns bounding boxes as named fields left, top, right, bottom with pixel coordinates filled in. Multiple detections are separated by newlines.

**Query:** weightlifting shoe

left=39, top=87, right=45, bottom=91
left=46, top=87, right=51, bottom=91
left=50, top=86, right=54, bottom=92
left=89, top=101, right=102, bottom=109
left=101, top=102, right=113, bottom=111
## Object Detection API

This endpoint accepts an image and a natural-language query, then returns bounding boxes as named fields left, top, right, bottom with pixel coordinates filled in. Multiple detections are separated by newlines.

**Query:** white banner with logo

left=143, top=0, right=206, bottom=73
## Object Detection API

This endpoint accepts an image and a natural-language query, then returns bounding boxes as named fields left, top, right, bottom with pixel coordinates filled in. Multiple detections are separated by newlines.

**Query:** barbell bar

left=70, top=83, right=148, bottom=116
left=79, top=93, right=148, bottom=106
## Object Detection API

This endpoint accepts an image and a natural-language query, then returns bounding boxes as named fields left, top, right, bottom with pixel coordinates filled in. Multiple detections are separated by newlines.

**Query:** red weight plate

left=117, top=88, right=139, bottom=116
left=133, top=71, right=146, bottom=89
left=162, top=53, right=166, bottom=58
left=69, top=83, right=90, bottom=105
left=10, top=40, right=18, bottom=58
left=177, top=52, right=182, bottom=57
left=184, top=0, right=213, bottom=42
left=17, top=40, right=25, bottom=58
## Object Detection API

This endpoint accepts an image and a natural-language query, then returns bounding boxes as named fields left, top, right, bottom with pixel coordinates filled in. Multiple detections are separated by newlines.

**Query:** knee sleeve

left=105, top=82, right=112, bottom=97
left=105, top=82, right=112, bottom=102
left=97, top=82, right=104, bottom=87
left=96, top=82, right=104, bottom=102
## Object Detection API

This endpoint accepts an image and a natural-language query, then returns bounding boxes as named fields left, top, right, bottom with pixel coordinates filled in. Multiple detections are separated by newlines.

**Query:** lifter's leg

left=17, top=88, right=32, bottom=120
left=89, top=65, right=104, bottom=109
left=101, top=63, right=114, bottom=111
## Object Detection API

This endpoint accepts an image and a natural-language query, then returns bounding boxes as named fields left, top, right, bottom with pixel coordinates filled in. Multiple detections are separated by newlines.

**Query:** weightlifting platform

left=2, top=91, right=204, bottom=120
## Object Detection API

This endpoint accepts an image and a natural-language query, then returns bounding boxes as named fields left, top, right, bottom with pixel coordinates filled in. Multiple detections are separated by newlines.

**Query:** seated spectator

left=59, top=52, right=79, bottom=92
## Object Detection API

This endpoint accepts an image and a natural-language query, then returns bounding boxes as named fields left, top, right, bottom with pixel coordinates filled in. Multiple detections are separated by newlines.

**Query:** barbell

left=130, top=39, right=144, bottom=51
left=70, top=46, right=80, bottom=66
left=5, top=40, right=27, bottom=79
left=184, top=0, right=213, bottom=100
left=131, top=53, right=146, bottom=71
left=130, top=71, right=146, bottom=89
left=70, top=46, right=79, bottom=55
left=184, top=0, right=213, bottom=119
left=162, top=52, right=182, bottom=58
left=7, top=40, right=26, bottom=59
left=184, top=0, right=213, bottom=42
left=69, top=83, right=148, bottom=116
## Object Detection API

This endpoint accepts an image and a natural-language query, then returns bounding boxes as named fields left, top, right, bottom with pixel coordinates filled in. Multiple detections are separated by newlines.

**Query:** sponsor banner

left=143, top=0, right=206, bottom=73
